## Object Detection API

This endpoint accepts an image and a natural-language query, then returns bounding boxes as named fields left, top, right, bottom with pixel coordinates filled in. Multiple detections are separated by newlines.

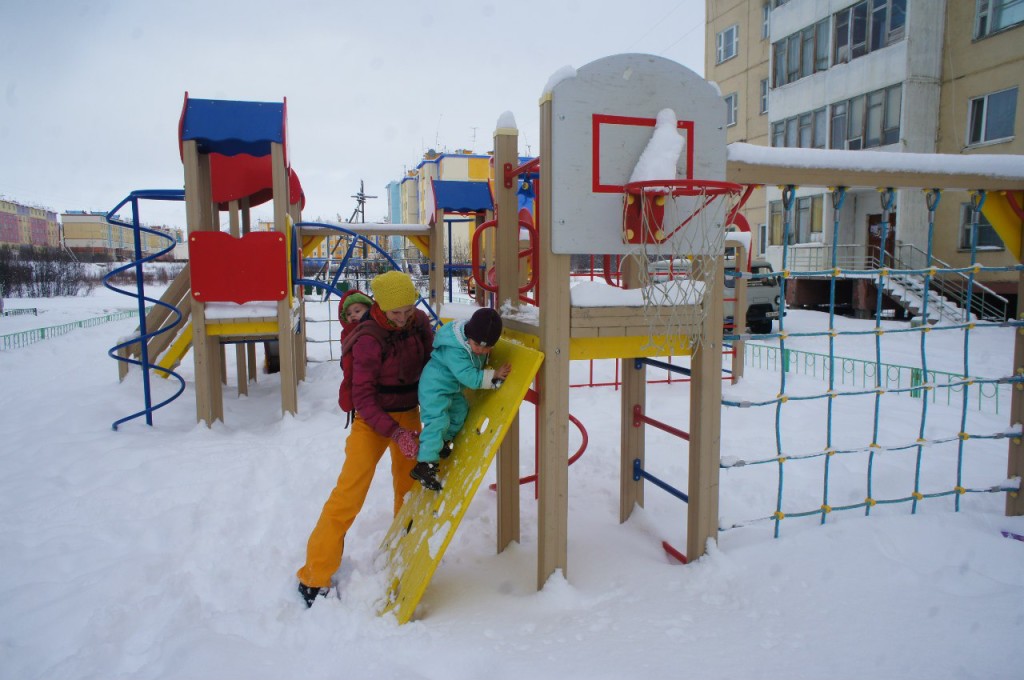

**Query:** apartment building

left=0, top=198, right=60, bottom=249
left=61, top=211, right=184, bottom=262
left=392, top=149, right=495, bottom=259
left=706, top=0, right=1022, bottom=313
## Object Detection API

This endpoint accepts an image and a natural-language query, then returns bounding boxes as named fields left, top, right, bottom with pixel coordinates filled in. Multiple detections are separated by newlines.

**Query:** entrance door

left=867, top=212, right=896, bottom=267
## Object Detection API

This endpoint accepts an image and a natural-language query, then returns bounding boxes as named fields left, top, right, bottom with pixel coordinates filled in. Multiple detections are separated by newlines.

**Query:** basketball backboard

left=547, top=54, right=727, bottom=256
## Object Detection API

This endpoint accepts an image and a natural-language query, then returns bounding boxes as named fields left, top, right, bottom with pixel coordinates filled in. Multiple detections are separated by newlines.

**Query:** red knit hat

left=464, top=308, right=502, bottom=347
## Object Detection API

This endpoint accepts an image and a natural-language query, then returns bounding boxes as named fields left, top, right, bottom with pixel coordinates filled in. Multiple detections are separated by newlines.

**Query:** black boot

left=298, top=582, right=329, bottom=608
left=439, top=440, right=454, bottom=459
left=411, top=461, right=442, bottom=491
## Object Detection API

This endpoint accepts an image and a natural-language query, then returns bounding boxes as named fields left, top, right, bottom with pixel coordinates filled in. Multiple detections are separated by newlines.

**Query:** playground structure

left=106, top=54, right=1023, bottom=619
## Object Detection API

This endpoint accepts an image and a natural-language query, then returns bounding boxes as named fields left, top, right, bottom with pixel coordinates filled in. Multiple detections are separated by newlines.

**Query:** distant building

left=0, top=198, right=60, bottom=249
left=61, top=211, right=184, bottom=262
left=394, top=149, right=495, bottom=260
left=705, top=0, right=1023, bottom=312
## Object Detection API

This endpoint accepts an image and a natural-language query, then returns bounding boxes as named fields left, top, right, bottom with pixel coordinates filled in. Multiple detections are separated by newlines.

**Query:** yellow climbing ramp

left=376, top=338, right=544, bottom=624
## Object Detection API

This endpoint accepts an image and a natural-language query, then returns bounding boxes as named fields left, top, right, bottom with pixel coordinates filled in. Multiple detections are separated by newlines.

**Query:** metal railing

left=1, top=308, right=39, bottom=317
left=1, top=309, right=144, bottom=351
left=780, top=242, right=1008, bottom=323
left=744, top=342, right=1011, bottom=414
left=894, top=243, right=1008, bottom=321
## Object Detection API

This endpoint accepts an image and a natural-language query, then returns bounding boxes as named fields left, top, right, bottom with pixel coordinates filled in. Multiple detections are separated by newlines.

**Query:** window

left=768, top=196, right=823, bottom=244
left=758, top=223, right=768, bottom=256
left=967, top=87, right=1018, bottom=145
left=834, top=0, right=906, bottom=64
left=772, top=18, right=829, bottom=86
left=763, top=4, right=771, bottom=39
left=831, top=84, right=902, bottom=149
left=959, top=203, right=1005, bottom=250
left=717, top=24, right=739, bottom=63
left=772, top=121, right=785, bottom=147
left=975, top=0, right=1024, bottom=38
left=769, top=201, right=784, bottom=245
left=760, top=79, right=769, bottom=114
left=725, top=93, right=739, bottom=126
left=772, top=107, right=827, bottom=148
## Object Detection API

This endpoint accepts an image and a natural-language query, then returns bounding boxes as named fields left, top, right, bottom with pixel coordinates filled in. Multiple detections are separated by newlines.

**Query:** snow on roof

left=728, top=142, right=1024, bottom=188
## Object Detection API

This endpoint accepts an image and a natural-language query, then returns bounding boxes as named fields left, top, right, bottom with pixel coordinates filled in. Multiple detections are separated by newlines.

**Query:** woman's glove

left=392, top=427, right=420, bottom=459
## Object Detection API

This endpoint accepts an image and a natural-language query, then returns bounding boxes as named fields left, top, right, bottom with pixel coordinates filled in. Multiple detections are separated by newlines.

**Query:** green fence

left=1, top=309, right=143, bottom=351
left=744, top=342, right=1010, bottom=415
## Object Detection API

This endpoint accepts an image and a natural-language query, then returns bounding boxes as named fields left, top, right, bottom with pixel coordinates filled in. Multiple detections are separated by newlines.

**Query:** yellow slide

left=981, top=190, right=1023, bottom=259
left=376, top=339, right=544, bottom=624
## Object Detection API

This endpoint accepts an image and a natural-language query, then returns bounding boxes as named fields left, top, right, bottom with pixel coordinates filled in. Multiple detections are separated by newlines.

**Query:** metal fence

left=1, top=309, right=143, bottom=351
left=744, top=342, right=1010, bottom=414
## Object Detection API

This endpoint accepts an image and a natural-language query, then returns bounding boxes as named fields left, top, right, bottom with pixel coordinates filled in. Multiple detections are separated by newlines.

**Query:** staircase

left=887, top=244, right=1009, bottom=323
left=783, top=243, right=1009, bottom=325
left=880, top=270, right=964, bottom=323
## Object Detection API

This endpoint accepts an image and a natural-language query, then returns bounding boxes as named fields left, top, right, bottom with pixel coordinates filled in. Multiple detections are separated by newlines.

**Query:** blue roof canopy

left=432, top=180, right=493, bottom=212
left=180, top=97, right=285, bottom=157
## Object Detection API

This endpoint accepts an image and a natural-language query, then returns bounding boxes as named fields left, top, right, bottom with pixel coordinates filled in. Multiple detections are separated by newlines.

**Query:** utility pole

left=349, top=180, right=377, bottom=259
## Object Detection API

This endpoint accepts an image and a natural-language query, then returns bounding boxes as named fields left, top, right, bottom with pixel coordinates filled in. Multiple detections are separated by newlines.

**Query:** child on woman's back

left=411, top=307, right=511, bottom=491
left=336, top=289, right=373, bottom=424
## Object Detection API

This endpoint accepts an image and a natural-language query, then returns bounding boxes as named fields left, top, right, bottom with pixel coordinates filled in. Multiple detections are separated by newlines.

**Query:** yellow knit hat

left=371, top=271, right=419, bottom=311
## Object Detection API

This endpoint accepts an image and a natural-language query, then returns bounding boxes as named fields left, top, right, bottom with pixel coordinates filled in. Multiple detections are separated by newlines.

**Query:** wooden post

left=183, top=140, right=223, bottom=425
left=1008, top=237, right=1024, bottom=516
left=117, top=345, right=130, bottom=382
left=429, top=210, right=447, bottom=313
left=537, top=97, right=570, bottom=588
left=686, top=254, right=724, bottom=560
left=272, top=143, right=298, bottom=416
left=494, top=121, right=521, bottom=552
left=229, top=201, right=248, bottom=397
left=620, top=254, right=646, bottom=522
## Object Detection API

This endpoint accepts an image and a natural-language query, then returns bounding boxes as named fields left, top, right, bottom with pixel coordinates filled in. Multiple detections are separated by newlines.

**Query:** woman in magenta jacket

left=297, top=270, right=433, bottom=607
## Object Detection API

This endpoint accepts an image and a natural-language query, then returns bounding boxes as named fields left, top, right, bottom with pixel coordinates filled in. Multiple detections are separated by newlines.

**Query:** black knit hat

left=464, top=308, right=502, bottom=347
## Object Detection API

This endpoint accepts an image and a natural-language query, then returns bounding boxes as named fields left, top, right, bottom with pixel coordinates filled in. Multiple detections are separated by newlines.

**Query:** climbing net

left=721, top=186, right=1023, bottom=537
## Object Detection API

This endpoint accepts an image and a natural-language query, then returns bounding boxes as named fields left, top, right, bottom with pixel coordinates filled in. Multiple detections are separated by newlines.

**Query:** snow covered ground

left=1, top=286, right=1022, bottom=680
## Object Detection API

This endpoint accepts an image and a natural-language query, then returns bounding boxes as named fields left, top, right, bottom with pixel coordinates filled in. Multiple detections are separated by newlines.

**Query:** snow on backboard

left=548, top=53, right=727, bottom=256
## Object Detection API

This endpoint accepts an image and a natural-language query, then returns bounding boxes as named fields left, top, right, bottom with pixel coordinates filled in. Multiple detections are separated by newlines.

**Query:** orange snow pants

left=297, top=409, right=420, bottom=588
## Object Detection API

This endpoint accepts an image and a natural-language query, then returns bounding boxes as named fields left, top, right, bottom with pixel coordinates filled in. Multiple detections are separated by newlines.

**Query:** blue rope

left=724, top=185, right=1021, bottom=537
left=773, top=186, right=797, bottom=537
left=822, top=187, right=845, bottom=524
left=866, top=189, right=896, bottom=515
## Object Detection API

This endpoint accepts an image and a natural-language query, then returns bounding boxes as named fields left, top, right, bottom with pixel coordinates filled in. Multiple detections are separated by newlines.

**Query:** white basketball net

left=621, top=182, right=738, bottom=355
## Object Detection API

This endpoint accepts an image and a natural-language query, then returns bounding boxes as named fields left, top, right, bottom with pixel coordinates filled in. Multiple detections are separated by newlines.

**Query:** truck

left=648, top=256, right=781, bottom=334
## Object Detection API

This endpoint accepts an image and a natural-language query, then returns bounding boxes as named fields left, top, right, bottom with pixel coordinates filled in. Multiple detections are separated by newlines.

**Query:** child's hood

left=338, top=288, right=372, bottom=330
left=434, top=319, right=474, bottom=355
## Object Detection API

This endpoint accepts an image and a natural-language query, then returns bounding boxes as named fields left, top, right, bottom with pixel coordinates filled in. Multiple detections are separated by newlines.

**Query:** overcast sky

left=1, top=0, right=706, bottom=230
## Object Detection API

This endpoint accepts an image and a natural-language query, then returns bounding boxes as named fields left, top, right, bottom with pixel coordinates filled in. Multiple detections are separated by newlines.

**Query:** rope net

left=721, top=187, right=1023, bottom=537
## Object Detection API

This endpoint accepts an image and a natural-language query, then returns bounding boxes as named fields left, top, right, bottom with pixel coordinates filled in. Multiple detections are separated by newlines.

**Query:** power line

left=624, top=0, right=688, bottom=51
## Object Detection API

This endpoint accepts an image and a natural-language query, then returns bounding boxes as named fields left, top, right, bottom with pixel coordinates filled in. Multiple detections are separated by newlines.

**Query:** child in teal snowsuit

left=411, top=307, right=511, bottom=491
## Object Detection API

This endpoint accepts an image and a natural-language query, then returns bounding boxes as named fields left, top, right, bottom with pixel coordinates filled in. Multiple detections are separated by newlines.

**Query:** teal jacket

left=419, top=320, right=496, bottom=398
left=417, top=319, right=501, bottom=462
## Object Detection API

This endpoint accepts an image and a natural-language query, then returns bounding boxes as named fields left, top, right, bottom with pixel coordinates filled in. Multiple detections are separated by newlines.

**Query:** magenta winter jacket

left=347, top=308, right=433, bottom=438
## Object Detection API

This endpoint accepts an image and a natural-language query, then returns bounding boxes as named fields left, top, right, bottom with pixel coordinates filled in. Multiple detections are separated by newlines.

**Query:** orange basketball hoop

left=622, top=179, right=743, bottom=245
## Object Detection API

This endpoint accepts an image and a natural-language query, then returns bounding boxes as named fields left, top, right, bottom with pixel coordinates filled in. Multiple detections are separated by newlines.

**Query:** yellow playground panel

left=376, top=338, right=544, bottom=624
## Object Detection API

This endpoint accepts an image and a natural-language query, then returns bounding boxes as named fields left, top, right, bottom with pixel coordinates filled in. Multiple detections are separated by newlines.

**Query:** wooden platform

left=502, top=302, right=701, bottom=360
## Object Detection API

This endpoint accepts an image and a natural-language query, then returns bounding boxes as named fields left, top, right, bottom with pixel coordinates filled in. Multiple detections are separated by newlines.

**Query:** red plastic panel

left=189, top=231, right=287, bottom=304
